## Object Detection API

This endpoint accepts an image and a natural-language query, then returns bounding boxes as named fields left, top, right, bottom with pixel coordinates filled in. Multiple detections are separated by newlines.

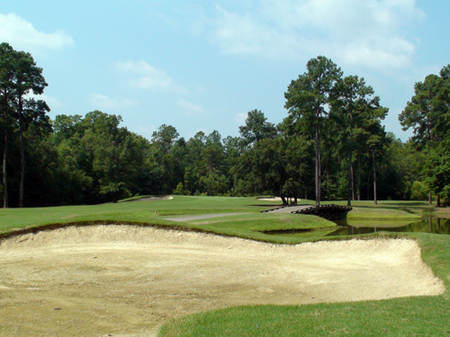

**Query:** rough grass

left=158, top=296, right=450, bottom=337
left=158, top=232, right=450, bottom=337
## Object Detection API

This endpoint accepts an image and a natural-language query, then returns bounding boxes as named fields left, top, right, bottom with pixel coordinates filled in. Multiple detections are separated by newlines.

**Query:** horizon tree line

left=1, top=44, right=448, bottom=207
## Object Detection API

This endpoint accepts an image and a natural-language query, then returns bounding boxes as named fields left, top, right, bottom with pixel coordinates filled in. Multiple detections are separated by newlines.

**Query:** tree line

left=0, top=44, right=447, bottom=207
left=399, top=64, right=450, bottom=206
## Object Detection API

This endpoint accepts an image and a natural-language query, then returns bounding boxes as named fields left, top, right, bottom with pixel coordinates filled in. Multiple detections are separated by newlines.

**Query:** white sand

left=0, top=225, right=444, bottom=336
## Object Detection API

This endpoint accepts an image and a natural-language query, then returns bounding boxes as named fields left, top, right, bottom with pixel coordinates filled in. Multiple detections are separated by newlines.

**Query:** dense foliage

left=399, top=64, right=450, bottom=205
left=0, top=46, right=447, bottom=207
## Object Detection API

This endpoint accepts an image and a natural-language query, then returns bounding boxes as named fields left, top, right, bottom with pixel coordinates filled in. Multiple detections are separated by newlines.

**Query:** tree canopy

left=399, top=64, right=450, bottom=205
left=0, top=42, right=49, bottom=207
left=1, top=49, right=446, bottom=207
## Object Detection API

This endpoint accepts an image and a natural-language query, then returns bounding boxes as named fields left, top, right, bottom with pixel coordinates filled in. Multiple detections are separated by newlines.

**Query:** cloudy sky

left=1, top=0, right=448, bottom=141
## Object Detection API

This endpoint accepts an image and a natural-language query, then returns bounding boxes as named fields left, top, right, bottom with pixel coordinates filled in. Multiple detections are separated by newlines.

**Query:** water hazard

left=330, top=217, right=450, bottom=236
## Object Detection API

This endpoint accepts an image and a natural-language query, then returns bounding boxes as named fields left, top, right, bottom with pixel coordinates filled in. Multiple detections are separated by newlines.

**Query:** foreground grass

left=158, top=232, right=450, bottom=337
left=158, top=296, right=450, bottom=336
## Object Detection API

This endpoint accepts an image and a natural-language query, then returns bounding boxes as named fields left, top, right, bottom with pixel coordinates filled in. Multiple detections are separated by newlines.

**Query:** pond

left=330, top=217, right=450, bottom=236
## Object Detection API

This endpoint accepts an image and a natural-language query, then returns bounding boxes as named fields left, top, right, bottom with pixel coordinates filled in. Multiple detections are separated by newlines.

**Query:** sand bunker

left=136, top=195, right=173, bottom=201
left=0, top=225, right=444, bottom=336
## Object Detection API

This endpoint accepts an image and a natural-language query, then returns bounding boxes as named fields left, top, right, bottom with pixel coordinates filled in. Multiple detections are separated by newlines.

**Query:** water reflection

left=329, top=217, right=450, bottom=236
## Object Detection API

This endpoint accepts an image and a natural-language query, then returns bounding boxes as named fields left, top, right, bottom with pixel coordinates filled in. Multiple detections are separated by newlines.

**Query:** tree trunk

left=2, top=100, right=8, bottom=208
left=280, top=195, right=287, bottom=206
left=347, top=112, right=354, bottom=206
left=3, top=127, right=8, bottom=208
left=351, top=164, right=355, bottom=201
left=19, top=126, right=25, bottom=207
left=373, top=150, right=377, bottom=205
left=347, top=150, right=352, bottom=206
left=357, top=155, right=361, bottom=201
left=315, top=108, right=321, bottom=206
left=18, top=95, right=25, bottom=207
left=429, top=192, right=432, bottom=205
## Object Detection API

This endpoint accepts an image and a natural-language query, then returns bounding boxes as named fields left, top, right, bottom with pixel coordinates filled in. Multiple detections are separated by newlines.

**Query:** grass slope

left=0, top=196, right=335, bottom=243
left=0, top=196, right=267, bottom=232
left=181, top=212, right=336, bottom=243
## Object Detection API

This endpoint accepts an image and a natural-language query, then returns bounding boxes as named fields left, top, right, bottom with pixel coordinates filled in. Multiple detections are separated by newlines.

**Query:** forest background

left=1, top=43, right=448, bottom=208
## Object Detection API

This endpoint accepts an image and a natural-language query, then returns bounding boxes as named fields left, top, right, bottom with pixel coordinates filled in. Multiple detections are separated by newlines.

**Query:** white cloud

left=338, top=37, right=416, bottom=69
left=234, top=112, right=247, bottom=125
left=116, top=60, right=186, bottom=93
left=128, top=124, right=156, bottom=140
left=207, top=0, right=425, bottom=69
left=89, top=94, right=138, bottom=112
left=177, top=99, right=206, bottom=115
left=0, top=13, right=74, bottom=54
left=27, top=93, right=63, bottom=110
left=187, top=128, right=208, bottom=140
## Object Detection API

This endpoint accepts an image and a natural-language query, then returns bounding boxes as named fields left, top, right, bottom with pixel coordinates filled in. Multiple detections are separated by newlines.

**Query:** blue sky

left=1, top=0, right=448, bottom=141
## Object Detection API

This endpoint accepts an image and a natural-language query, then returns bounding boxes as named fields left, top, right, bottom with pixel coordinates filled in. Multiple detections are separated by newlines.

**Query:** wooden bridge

left=263, top=204, right=352, bottom=221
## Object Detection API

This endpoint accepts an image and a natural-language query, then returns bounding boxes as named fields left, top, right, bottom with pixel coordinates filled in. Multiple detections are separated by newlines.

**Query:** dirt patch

left=0, top=225, right=444, bottom=336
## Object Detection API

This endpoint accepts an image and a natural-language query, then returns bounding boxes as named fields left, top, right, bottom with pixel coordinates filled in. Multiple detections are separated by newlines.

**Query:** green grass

left=325, top=200, right=424, bottom=221
left=158, top=296, right=450, bottom=337
left=0, top=196, right=338, bottom=243
left=158, top=232, right=450, bottom=337
left=156, top=199, right=449, bottom=337
left=1, top=196, right=449, bottom=336
left=180, top=212, right=337, bottom=243
left=0, top=196, right=425, bottom=235
left=0, top=195, right=266, bottom=229
left=347, top=207, right=420, bottom=220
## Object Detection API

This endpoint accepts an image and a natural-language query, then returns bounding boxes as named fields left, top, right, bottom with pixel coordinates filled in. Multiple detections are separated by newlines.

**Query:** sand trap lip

left=134, top=195, right=173, bottom=201
left=257, top=197, right=283, bottom=201
left=0, top=225, right=445, bottom=336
